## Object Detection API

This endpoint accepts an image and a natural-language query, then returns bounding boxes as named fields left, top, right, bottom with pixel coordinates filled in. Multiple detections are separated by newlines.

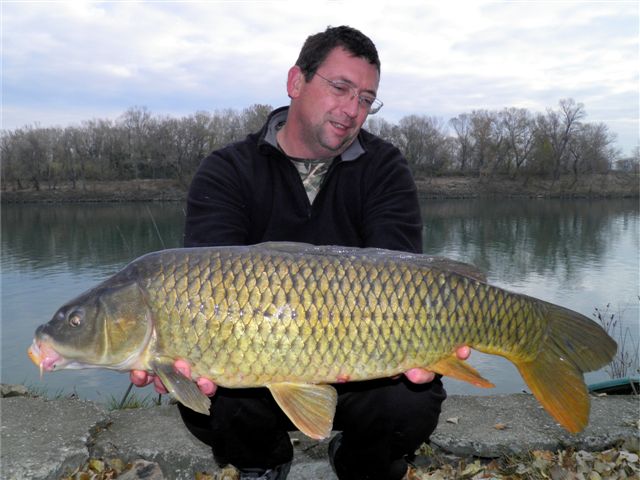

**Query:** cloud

left=2, top=1, right=638, bottom=154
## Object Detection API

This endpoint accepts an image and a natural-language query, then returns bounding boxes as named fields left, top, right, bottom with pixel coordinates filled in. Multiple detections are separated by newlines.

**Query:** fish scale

left=29, top=242, right=616, bottom=439
left=142, top=248, right=534, bottom=385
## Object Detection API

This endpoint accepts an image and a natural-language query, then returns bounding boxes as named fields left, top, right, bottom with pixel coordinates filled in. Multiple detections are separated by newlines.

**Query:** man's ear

left=286, top=65, right=305, bottom=99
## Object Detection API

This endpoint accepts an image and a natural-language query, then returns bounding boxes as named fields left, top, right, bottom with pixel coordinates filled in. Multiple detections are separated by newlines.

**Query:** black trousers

left=178, top=377, right=446, bottom=480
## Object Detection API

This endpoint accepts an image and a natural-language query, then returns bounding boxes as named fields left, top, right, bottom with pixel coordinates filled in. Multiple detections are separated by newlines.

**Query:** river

left=1, top=199, right=638, bottom=404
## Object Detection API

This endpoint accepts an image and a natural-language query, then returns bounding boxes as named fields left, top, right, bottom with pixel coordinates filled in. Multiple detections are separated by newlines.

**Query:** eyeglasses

left=314, top=72, right=383, bottom=115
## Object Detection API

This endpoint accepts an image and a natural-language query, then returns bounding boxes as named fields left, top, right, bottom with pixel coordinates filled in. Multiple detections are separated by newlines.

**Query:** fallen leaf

left=88, top=458, right=105, bottom=473
left=618, top=450, right=639, bottom=464
left=533, top=450, right=556, bottom=462
left=596, top=462, right=615, bottom=476
left=598, top=448, right=619, bottom=463
left=493, top=423, right=508, bottom=430
left=460, top=460, right=484, bottom=477
left=195, top=471, right=214, bottom=480
left=218, top=465, right=240, bottom=480
left=446, top=417, right=459, bottom=424
left=107, top=458, right=126, bottom=473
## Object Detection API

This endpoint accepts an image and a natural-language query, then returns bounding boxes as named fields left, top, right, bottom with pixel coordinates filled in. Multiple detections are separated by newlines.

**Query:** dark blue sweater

left=184, top=107, right=422, bottom=253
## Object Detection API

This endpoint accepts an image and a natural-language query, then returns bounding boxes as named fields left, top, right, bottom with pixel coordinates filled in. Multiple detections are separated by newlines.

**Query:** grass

left=23, top=383, right=67, bottom=400
left=593, top=302, right=640, bottom=381
left=19, top=382, right=165, bottom=410
left=104, top=391, right=164, bottom=410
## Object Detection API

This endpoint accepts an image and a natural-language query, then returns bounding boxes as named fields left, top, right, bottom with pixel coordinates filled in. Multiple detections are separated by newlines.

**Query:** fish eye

left=68, top=310, right=83, bottom=327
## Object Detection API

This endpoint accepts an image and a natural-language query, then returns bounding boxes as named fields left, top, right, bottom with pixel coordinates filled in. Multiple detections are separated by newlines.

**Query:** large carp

left=28, top=242, right=616, bottom=439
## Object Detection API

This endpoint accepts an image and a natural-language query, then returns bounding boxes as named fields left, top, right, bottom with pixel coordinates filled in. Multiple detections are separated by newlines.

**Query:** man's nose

left=342, top=92, right=361, bottom=118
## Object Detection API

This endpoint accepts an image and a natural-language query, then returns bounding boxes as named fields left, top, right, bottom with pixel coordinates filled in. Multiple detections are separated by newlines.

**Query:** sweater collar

left=263, top=106, right=365, bottom=161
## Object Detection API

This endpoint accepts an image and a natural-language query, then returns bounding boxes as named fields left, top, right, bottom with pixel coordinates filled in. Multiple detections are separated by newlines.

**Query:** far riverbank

left=2, top=173, right=638, bottom=203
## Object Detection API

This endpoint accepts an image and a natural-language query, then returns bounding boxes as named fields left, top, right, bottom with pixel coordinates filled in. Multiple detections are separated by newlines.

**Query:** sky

left=2, top=1, right=639, bottom=155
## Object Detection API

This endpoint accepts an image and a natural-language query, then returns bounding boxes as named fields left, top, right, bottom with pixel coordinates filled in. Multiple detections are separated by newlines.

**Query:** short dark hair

left=295, top=25, right=380, bottom=81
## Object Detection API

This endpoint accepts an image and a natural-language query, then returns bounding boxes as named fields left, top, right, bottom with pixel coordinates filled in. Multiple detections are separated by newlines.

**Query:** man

left=131, top=26, right=469, bottom=480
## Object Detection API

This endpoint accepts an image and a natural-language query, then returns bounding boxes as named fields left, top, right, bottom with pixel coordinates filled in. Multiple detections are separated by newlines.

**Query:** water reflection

left=2, top=203, right=185, bottom=275
left=423, top=198, right=639, bottom=286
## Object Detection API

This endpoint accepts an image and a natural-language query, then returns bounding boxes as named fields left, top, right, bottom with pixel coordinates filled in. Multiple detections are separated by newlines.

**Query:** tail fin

left=516, top=304, right=617, bottom=433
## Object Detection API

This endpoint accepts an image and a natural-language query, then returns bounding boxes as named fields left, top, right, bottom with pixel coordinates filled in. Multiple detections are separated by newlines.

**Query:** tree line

left=1, top=98, right=637, bottom=192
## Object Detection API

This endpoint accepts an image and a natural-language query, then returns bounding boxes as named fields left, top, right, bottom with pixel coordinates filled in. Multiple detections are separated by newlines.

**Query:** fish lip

left=28, top=338, right=65, bottom=373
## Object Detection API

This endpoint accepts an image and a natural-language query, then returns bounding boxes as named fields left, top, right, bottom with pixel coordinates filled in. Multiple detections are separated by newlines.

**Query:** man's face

left=288, top=47, right=380, bottom=158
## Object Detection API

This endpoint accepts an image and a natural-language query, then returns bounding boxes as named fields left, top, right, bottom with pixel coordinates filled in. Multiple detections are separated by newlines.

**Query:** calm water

left=2, top=199, right=638, bottom=404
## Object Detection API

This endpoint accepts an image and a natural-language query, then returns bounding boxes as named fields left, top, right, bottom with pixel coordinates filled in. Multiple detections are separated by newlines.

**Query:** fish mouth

left=28, top=339, right=65, bottom=376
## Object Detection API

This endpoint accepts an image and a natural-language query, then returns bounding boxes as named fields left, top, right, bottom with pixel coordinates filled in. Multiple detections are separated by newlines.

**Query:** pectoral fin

left=267, top=383, right=337, bottom=440
left=427, top=355, right=495, bottom=388
left=154, top=362, right=211, bottom=415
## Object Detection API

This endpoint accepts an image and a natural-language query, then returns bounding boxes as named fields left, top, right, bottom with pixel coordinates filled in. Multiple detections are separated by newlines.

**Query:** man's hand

left=404, top=345, right=471, bottom=384
left=129, top=359, right=217, bottom=396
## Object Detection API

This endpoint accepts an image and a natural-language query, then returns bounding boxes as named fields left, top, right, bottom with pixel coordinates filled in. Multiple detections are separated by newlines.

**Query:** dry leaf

left=460, top=460, right=484, bottom=477
left=88, top=458, right=105, bottom=473
left=493, top=422, right=508, bottom=430
left=618, top=450, right=639, bottom=464
left=107, top=458, right=126, bottom=473
left=218, top=465, right=240, bottom=480
left=533, top=450, right=556, bottom=461
left=195, top=471, right=214, bottom=480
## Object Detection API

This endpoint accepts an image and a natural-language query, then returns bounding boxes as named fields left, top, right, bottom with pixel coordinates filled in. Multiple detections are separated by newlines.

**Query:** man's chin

left=320, top=135, right=355, bottom=156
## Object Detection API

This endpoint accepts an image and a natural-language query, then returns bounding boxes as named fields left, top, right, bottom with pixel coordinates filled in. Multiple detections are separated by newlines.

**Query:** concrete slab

left=91, top=405, right=218, bottom=480
left=431, top=394, right=640, bottom=458
left=0, top=396, right=108, bottom=480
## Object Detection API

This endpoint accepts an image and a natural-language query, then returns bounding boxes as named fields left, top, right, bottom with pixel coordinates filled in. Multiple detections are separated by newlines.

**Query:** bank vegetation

left=2, top=99, right=638, bottom=199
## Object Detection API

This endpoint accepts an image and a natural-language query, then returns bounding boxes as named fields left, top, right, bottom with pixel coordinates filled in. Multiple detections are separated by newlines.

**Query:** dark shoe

left=238, top=460, right=292, bottom=479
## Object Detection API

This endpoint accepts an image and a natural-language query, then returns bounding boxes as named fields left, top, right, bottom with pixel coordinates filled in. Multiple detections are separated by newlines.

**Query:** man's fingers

left=197, top=377, right=217, bottom=396
left=457, top=345, right=471, bottom=360
left=153, top=376, right=169, bottom=395
left=131, top=360, right=216, bottom=397
left=130, top=370, right=151, bottom=387
left=404, top=368, right=436, bottom=384
left=174, top=359, right=192, bottom=378
left=173, top=359, right=217, bottom=397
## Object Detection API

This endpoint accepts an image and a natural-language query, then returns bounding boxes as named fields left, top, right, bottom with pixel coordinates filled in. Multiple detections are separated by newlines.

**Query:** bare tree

left=568, top=122, right=618, bottom=179
left=536, top=98, right=586, bottom=180
left=120, top=106, right=154, bottom=178
left=449, top=113, right=473, bottom=173
left=397, top=115, right=450, bottom=174
left=500, top=107, right=536, bottom=176
left=615, top=147, right=639, bottom=173
left=468, top=110, right=502, bottom=176
left=241, top=104, right=273, bottom=134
